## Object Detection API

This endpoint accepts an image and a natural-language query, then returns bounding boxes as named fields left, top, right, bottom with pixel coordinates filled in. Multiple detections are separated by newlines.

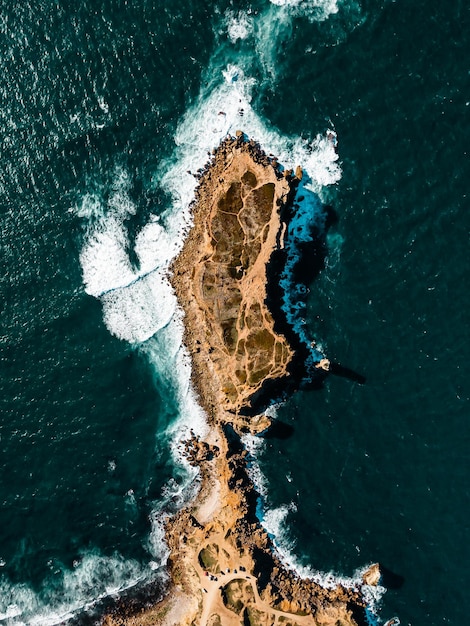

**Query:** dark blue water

left=0, top=1, right=468, bottom=624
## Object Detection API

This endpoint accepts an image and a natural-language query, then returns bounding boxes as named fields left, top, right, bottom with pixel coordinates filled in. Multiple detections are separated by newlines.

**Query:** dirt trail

left=195, top=544, right=318, bottom=626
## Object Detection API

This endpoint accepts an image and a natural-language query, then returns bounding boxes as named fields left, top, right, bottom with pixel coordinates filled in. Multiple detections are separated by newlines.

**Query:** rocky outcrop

left=168, top=136, right=366, bottom=625
left=362, top=563, right=381, bottom=587
left=171, top=135, right=296, bottom=422
left=183, top=432, right=219, bottom=466
left=102, top=136, right=367, bottom=626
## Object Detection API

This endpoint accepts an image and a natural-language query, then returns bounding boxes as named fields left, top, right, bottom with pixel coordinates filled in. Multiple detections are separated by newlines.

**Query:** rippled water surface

left=0, top=1, right=468, bottom=624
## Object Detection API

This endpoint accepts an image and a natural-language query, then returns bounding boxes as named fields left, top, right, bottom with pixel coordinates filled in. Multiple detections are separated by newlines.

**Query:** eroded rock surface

left=171, top=136, right=294, bottom=420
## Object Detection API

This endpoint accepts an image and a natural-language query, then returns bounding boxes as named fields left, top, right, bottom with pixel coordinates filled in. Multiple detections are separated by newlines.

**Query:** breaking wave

left=224, top=9, right=254, bottom=43
left=0, top=553, right=153, bottom=626
left=241, top=432, right=386, bottom=620
left=268, top=0, right=340, bottom=17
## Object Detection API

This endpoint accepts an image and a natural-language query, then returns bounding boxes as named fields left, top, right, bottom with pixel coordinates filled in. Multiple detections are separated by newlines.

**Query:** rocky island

left=172, top=133, right=296, bottom=432
left=103, top=135, right=378, bottom=626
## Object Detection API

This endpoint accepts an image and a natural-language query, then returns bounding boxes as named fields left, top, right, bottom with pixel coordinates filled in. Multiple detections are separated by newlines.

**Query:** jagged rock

left=182, top=433, right=219, bottom=466
left=362, top=563, right=381, bottom=586
left=315, top=358, right=331, bottom=371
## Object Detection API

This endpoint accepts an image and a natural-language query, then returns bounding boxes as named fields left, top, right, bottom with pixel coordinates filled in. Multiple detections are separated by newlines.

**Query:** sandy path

left=197, top=565, right=318, bottom=626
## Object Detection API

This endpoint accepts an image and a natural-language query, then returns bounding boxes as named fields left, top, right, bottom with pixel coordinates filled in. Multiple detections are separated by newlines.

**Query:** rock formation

left=171, top=134, right=296, bottom=429
left=102, top=135, right=369, bottom=626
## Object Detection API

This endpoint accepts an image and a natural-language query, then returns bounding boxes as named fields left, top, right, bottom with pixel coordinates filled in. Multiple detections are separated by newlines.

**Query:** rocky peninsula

left=103, top=135, right=378, bottom=626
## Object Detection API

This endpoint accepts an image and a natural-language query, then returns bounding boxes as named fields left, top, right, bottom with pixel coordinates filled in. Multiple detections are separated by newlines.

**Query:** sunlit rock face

left=172, top=136, right=295, bottom=420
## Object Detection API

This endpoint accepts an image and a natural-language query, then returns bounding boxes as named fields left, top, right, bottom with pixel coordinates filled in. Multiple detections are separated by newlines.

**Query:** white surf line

left=241, top=433, right=386, bottom=618
left=90, top=262, right=164, bottom=299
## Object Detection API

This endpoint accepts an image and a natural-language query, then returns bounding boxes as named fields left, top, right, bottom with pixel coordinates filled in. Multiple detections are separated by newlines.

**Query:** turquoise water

left=0, top=1, right=468, bottom=624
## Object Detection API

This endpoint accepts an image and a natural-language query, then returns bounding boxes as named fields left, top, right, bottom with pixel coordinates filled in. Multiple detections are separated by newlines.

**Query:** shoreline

left=103, top=135, right=377, bottom=626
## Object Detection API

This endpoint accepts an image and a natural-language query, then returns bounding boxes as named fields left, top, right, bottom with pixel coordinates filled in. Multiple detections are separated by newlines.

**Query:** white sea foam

left=241, top=433, right=268, bottom=500
left=0, top=553, right=153, bottom=626
left=78, top=182, right=181, bottom=345
left=263, top=505, right=386, bottom=613
left=255, top=0, right=352, bottom=79
left=76, top=157, right=209, bottom=621
left=263, top=502, right=297, bottom=541
left=138, top=315, right=209, bottom=559
left=74, top=3, right=345, bottom=623
left=141, top=316, right=209, bottom=445
left=159, top=64, right=340, bottom=222
left=225, top=10, right=253, bottom=43
left=79, top=198, right=136, bottom=296
left=99, top=274, right=177, bottom=344
left=268, top=0, right=340, bottom=21
left=241, top=431, right=386, bottom=616
left=259, top=0, right=341, bottom=76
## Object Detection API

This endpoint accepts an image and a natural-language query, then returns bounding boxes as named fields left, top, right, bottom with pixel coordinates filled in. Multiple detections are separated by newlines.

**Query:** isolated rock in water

left=362, top=563, right=382, bottom=586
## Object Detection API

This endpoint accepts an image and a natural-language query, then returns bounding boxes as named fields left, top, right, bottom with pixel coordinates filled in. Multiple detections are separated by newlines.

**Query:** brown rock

left=103, top=135, right=367, bottom=626
left=362, top=563, right=381, bottom=586
left=170, top=135, right=294, bottom=421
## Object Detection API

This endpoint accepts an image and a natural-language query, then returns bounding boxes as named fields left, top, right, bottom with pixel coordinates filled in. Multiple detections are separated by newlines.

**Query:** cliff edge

left=171, top=134, right=294, bottom=429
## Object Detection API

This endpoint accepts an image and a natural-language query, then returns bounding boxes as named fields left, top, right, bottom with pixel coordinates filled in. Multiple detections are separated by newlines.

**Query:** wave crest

left=0, top=552, right=153, bottom=626
left=269, top=0, right=340, bottom=22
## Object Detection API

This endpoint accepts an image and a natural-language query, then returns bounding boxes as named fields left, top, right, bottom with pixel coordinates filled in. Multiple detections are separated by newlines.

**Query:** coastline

left=103, top=135, right=374, bottom=626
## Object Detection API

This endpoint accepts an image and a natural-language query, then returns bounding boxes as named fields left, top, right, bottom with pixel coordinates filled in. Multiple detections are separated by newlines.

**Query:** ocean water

left=0, top=1, right=468, bottom=624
